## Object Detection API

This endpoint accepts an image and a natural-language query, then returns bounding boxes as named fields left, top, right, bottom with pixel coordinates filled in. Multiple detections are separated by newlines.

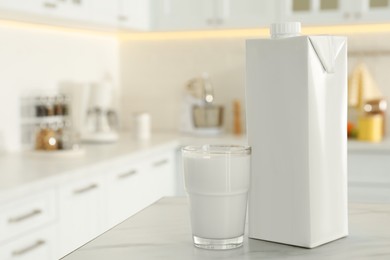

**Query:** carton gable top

left=308, top=36, right=346, bottom=74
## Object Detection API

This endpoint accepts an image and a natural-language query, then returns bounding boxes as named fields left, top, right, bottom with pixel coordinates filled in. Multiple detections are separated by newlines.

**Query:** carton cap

left=270, top=22, right=301, bottom=39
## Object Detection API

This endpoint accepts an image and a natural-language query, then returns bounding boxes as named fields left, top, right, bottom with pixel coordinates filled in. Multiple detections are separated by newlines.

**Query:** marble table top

left=62, top=197, right=390, bottom=260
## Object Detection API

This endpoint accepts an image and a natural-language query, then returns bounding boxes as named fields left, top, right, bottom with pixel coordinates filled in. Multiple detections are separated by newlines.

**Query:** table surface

left=62, top=197, right=390, bottom=260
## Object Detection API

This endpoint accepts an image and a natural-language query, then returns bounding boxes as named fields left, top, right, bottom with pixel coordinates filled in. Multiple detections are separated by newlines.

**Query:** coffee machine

left=180, top=73, right=224, bottom=135
left=81, top=77, right=119, bottom=143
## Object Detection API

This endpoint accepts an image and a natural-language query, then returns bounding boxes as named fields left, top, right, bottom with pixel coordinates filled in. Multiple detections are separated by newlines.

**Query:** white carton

left=246, top=23, right=348, bottom=248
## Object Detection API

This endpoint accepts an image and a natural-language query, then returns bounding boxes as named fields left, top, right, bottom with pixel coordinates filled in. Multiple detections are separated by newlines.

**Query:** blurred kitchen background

left=2, top=0, right=390, bottom=258
left=1, top=0, right=390, bottom=151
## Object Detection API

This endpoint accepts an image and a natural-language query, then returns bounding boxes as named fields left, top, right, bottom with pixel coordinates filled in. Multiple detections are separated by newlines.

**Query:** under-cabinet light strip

left=1, top=18, right=390, bottom=40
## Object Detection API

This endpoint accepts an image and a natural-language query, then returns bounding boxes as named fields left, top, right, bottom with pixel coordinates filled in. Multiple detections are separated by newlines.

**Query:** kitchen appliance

left=246, top=22, right=348, bottom=248
left=180, top=73, right=224, bottom=135
left=81, top=78, right=119, bottom=143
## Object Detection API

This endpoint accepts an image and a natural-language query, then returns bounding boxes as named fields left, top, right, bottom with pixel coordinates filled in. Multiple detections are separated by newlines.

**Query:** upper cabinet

left=281, top=0, right=390, bottom=25
left=0, top=0, right=118, bottom=29
left=0, top=0, right=390, bottom=31
left=117, top=0, right=151, bottom=30
left=152, top=0, right=275, bottom=31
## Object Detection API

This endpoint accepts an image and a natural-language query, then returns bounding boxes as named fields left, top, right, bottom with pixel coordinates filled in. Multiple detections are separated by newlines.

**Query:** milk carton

left=245, top=22, right=348, bottom=248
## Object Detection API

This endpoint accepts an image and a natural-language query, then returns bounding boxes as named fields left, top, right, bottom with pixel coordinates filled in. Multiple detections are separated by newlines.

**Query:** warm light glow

left=118, top=28, right=269, bottom=41
left=119, top=23, right=390, bottom=41
left=1, top=18, right=390, bottom=41
left=0, top=18, right=117, bottom=38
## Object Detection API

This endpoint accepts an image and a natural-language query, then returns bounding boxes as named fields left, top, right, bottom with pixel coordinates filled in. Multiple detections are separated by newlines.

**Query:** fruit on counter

left=347, top=122, right=358, bottom=138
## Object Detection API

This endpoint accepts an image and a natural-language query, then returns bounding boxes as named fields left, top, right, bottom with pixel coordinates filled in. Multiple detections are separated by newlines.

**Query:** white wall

left=0, top=24, right=118, bottom=151
left=120, top=37, right=246, bottom=134
left=120, top=33, right=390, bottom=134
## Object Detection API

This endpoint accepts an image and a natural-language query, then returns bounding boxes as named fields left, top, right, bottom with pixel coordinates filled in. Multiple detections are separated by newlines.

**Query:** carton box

left=246, top=28, right=348, bottom=248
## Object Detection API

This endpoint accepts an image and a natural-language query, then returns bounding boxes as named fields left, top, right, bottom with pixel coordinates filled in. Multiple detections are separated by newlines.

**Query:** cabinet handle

left=153, top=159, right=168, bottom=167
left=12, top=240, right=46, bottom=256
left=43, top=2, right=57, bottom=8
left=8, top=209, right=42, bottom=224
left=215, top=18, right=223, bottom=25
left=73, top=183, right=98, bottom=195
left=354, top=12, right=362, bottom=19
left=206, top=18, right=215, bottom=25
left=117, top=170, right=137, bottom=179
left=118, top=15, right=128, bottom=22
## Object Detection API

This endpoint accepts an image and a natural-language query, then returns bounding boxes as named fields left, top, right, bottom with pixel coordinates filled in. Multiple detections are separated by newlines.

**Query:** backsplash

left=120, top=37, right=246, bottom=134
left=0, top=24, right=118, bottom=151
left=120, top=32, right=390, bottom=134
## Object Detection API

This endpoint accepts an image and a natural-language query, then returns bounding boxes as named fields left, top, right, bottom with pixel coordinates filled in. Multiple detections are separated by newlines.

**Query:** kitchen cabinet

left=0, top=189, right=57, bottom=260
left=81, top=0, right=118, bottom=27
left=0, top=189, right=56, bottom=244
left=147, top=151, right=176, bottom=198
left=0, top=225, right=57, bottom=260
left=106, top=151, right=176, bottom=227
left=117, top=0, right=151, bottom=30
left=281, top=0, right=390, bottom=25
left=281, top=0, right=353, bottom=25
left=0, top=136, right=178, bottom=258
left=153, top=0, right=275, bottom=31
left=348, top=152, right=390, bottom=203
left=106, top=161, right=149, bottom=226
left=360, top=0, right=390, bottom=22
left=0, top=0, right=118, bottom=29
left=152, top=0, right=211, bottom=31
left=58, top=174, right=107, bottom=258
left=214, top=0, right=275, bottom=29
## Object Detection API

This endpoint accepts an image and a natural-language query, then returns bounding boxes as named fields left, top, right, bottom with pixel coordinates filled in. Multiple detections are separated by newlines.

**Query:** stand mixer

left=180, top=73, right=224, bottom=135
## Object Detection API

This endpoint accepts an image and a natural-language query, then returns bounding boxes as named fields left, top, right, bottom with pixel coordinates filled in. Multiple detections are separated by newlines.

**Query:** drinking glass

left=182, top=145, right=251, bottom=250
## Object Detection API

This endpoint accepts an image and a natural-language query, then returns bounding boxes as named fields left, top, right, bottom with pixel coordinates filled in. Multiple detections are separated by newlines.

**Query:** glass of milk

left=182, top=145, right=251, bottom=250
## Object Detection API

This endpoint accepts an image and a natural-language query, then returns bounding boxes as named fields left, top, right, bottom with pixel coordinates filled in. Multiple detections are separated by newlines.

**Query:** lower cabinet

left=106, top=161, right=148, bottom=227
left=106, top=150, right=176, bottom=227
left=348, top=152, right=390, bottom=203
left=0, top=147, right=177, bottom=259
left=0, top=225, right=57, bottom=260
left=58, top=174, right=107, bottom=258
left=58, top=148, right=177, bottom=257
left=148, top=151, right=176, bottom=198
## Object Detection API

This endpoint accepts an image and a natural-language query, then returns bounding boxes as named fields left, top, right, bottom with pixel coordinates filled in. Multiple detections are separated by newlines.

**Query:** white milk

left=183, top=153, right=250, bottom=239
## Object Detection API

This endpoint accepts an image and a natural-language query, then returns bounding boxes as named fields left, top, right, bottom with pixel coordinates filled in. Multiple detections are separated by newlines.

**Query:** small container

left=54, top=95, right=64, bottom=116
left=358, top=114, right=383, bottom=142
left=364, top=99, right=387, bottom=136
left=133, top=112, right=151, bottom=141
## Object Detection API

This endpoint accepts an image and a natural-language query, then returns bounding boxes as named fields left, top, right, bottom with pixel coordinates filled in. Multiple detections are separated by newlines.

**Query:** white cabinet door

left=215, top=0, right=276, bottom=29
left=0, top=0, right=42, bottom=16
left=0, top=189, right=56, bottom=244
left=58, top=174, right=106, bottom=258
left=360, top=0, right=390, bottom=22
left=0, top=0, right=117, bottom=28
left=153, top=0, right=213, bottom=31
left=106, top=162, right=150, bottom=227
left=84, top=0, right=117, bottom=26
left=348, top=153, right=390, bottom=203
left=281, top=0, right=353, bottom=25
left=147, top=151, right=176, bottom=198
left=280, top=0, right=390, bottom=25
left=0, top=225, right=57, bottom=260
left=153, top=0, right=277, bottom=31
left=117, top=0, right=151, bottom=30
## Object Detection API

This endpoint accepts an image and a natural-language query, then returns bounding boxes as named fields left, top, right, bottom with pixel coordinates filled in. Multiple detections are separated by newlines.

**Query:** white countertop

left=63, top=197, right=390, bottom=260
left=0, top=130, right=388, bottom=203
left=0, top=133, right=180, bottom=203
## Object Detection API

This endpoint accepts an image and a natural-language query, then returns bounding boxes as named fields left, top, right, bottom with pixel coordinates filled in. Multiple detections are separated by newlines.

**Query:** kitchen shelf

left=21, top=115, right=70, bottom=125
